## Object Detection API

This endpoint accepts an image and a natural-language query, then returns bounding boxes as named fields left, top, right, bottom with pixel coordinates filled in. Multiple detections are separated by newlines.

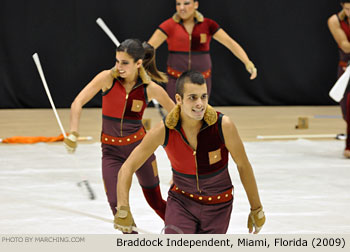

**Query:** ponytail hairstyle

left=142, top=41, right=168, bottom=83
left=114, top=39, right=168, bottom=83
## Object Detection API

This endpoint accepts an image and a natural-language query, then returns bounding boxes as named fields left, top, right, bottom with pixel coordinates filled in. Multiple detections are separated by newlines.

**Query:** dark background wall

left=0, top=0, right=341, bottom=108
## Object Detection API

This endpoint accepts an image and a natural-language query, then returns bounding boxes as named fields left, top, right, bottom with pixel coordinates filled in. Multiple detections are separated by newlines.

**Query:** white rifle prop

left=32, top=53, right=95, bottom=200
left=329, top=65, right=350, bottom=102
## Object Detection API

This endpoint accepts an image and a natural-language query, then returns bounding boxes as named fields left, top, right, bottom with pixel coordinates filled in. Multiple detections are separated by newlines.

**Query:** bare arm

left=117, top=121, right=166, bottom=207
left=148, top=29, right=167, bottom=49
left=328, top=13, right=350, bottom=53
left=221, top=115, right=262, bottom=210
left=147, top=81, right=175, bottom=113
left=213, top=29, right=257, bottom=79
left=69, top=70, right=113, bottom=132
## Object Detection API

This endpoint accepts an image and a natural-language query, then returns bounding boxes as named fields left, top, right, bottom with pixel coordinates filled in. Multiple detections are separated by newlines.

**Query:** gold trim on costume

left=165, top=104, right=217, bottom=129
left=165, top=104, right=181, bottom=129
left=110, top=67, right=120, bottom=79
left=139, top=66, right=151, bottom=84
left=172, top=10, right=204, bottom=23
left=110, top=66, right=150, bottom=85
left=339, top=10, right=347, bottom=21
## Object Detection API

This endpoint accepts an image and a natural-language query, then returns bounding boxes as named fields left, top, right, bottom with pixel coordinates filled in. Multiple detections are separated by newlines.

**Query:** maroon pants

left=163, top=191, right=233, bottom=234
left=101, top=141, right=165, bottom=219
left=346, top=93, right=350, bottom=150
left=337, top=65, right=350, bottom=150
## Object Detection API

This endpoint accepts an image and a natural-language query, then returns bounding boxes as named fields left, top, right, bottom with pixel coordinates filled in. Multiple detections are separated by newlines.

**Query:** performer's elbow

left=340, top=42, right=350, bottom=53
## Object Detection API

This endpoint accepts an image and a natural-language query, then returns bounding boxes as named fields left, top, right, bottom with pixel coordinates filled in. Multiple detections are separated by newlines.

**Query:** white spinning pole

left=32, top=53, right=67, bottom=137
left=32, top=53, right=95, bottom=200
left=96, top=17, right=120, bottom=47
left=329, top=65, right=350, bottom=102
left=257, top=134, right=338, bottom=140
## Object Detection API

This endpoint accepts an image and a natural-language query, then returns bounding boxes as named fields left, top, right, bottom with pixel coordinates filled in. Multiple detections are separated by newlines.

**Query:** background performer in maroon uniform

left=328, top=0, right=350, bottom=158
left=114, top=70, right=265, bottom=234
left=63, top=39, right=175, bottom=232
left=148, top=0, right=257, bottom=102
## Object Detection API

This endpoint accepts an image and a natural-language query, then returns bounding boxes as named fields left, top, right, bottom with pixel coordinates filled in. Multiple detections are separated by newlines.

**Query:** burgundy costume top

left=337, top=15, right=350, bottom=75
left=338, top=16, right=350, bottom=151
left=163, top=106, right=233, bottom=196
left=102, top=77, right=148, bottom=138
left=158, top=11, right=220, bottom=77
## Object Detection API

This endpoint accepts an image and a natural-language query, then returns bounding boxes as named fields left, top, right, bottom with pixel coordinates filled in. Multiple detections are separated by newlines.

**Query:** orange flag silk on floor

left=1, top=134, right=64, bottom=144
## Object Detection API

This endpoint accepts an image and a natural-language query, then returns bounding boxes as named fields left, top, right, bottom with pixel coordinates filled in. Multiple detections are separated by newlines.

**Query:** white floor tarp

left=0, top=139, right=349, bottom=234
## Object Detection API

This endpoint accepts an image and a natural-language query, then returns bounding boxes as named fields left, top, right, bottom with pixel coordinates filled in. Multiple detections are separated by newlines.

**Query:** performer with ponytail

left=64, top=39, right=175, bottom=231
left=148, top=0, right=257, bottom=102
left=328, top=0, right=350, bottom=158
